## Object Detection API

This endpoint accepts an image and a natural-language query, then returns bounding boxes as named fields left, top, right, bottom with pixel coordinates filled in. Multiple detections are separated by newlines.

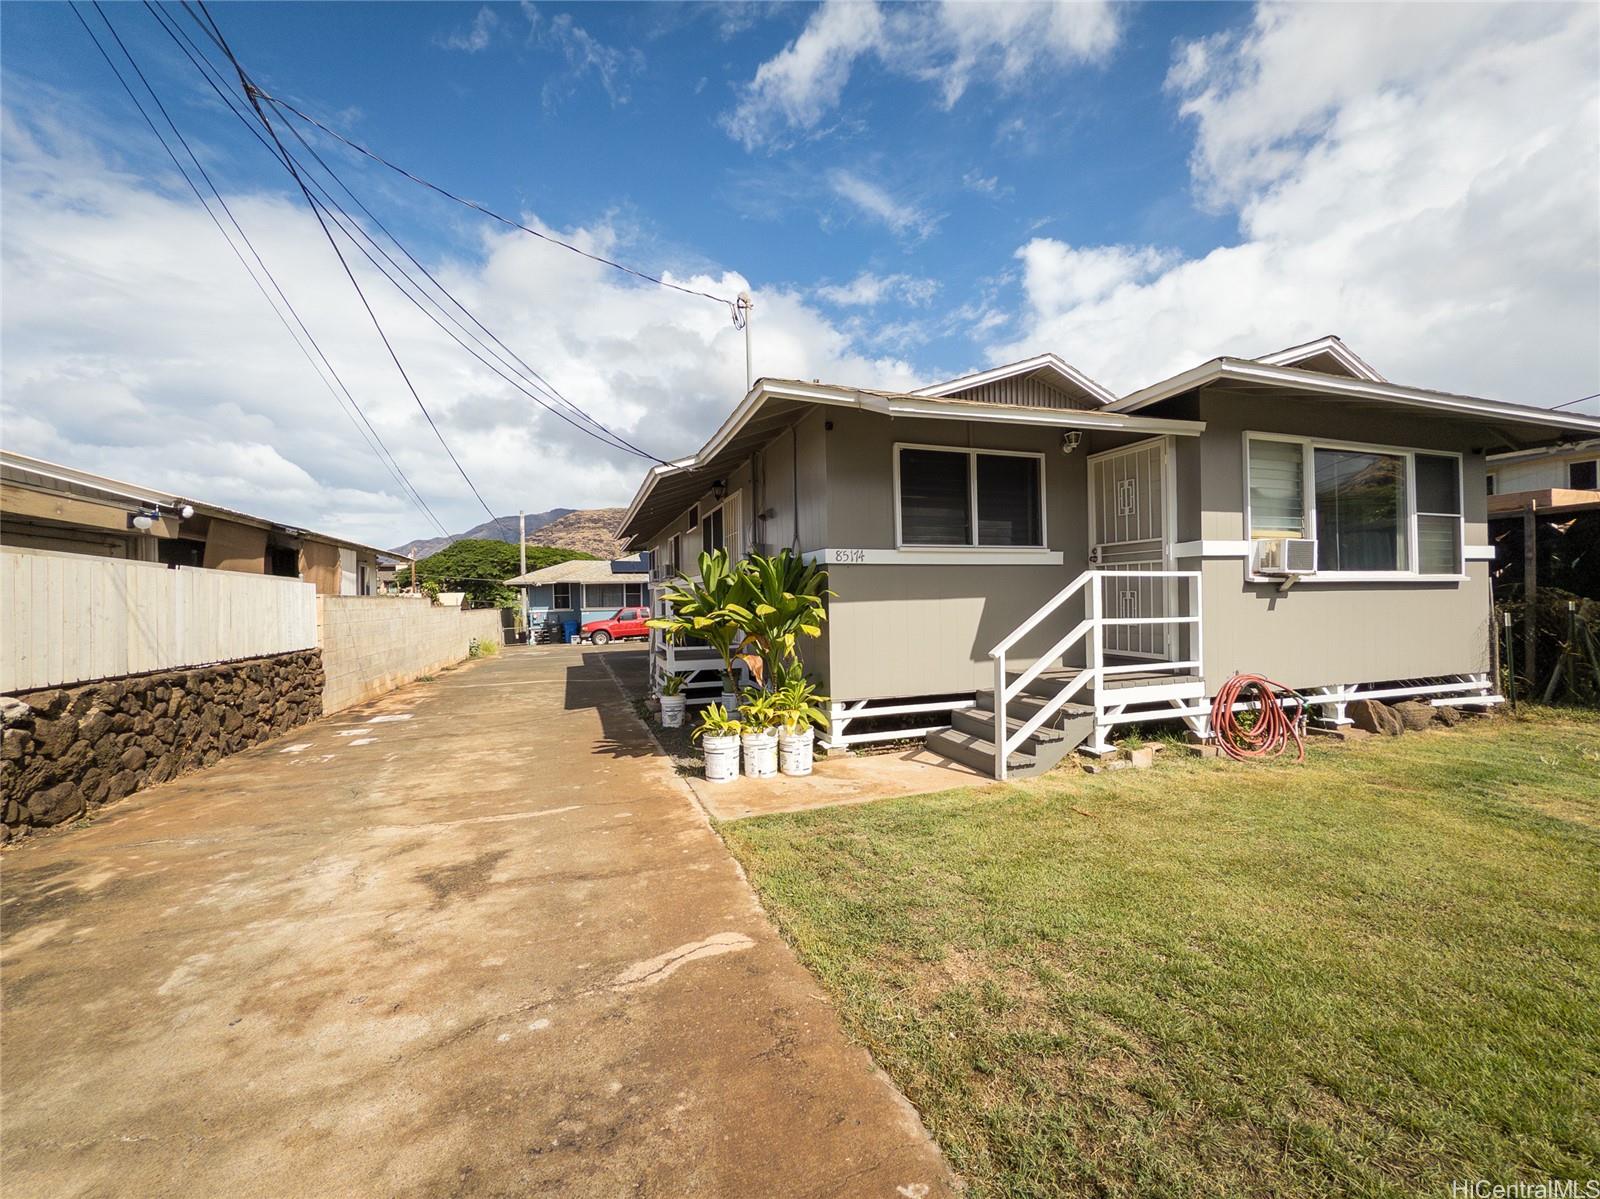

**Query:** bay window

left=896, top=445, right=1045, bottom=548
left=1246, top=435, right=1465, bottom=578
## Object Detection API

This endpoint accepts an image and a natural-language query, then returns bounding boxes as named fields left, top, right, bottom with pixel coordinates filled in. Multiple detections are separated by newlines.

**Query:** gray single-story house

left=617, top=337, right=1600, bottom=778
left=509, top=556, right=650, bottom=632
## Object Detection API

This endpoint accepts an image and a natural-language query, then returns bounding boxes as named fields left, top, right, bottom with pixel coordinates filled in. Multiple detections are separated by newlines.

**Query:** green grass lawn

left=721, top=709, right=1600, bottom=1198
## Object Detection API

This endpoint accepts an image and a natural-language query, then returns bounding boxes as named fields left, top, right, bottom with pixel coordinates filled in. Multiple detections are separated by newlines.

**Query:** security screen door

left=1087, top=438, right=1172, bottom=659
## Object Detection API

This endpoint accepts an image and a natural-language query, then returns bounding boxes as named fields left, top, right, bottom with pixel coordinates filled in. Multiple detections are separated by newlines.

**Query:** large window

left=1246, top=435, right=1464, bottom=577
left=1571, top=459, right=1598, bottom=490
left=896, top=446, right=1045, bottom=548
left=551, top=582, right=573, bottom=609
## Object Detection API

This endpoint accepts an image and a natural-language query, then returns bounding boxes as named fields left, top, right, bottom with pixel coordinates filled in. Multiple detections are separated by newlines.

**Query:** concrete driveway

left=0, top=646, right=953, bottom=1198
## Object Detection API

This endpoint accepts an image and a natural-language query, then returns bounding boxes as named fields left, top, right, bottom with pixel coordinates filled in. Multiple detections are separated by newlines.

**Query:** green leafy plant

left=660, top=673, right=685, bottom=697
left=648, top=550, right=750, bottom=684
left=735, top=550, right=835, bottom=688
left=690, top=703, right=742, bottom=742
left=397, top=540, right=596, bottom=608
left=736, top=688, right=782, bottom=732
left=774, top=676, right=830, bottom=734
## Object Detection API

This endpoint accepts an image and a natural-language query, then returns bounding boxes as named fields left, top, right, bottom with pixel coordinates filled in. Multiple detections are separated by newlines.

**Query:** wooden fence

left=1, top=547, right=318, bottom=693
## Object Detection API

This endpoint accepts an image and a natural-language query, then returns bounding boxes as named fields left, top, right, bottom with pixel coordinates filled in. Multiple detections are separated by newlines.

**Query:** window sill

left=1244, top=572, right=1469, bottom=585
left=813, top=547, right=1064, bottom=566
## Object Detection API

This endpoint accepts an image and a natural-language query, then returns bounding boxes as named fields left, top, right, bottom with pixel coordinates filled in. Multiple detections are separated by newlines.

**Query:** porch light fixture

left=1061, top=431, right=1083, bottom=455
left=712, top=479, right=727, bottom=500
left=128, top=508, right=159, bottom=532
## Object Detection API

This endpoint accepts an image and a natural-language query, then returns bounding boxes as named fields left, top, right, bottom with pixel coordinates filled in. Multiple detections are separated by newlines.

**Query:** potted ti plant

left=658, top=673, right=686, bottom=729
left=691, top=704, right=742, bottom=783
left=774, top=676, right=828, bottom=777
left=736, top=689, right=781, bottom=779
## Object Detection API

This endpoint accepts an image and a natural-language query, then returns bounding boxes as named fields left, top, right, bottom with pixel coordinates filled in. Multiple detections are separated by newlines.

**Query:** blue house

left=510, top=555, right=650, bottom=634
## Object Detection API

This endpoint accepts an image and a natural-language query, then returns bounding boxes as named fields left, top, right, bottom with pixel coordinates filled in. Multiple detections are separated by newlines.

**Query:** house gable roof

left=911, top=353, right=1115, bottom=408
left=1255, top=335, right=1386, bottom=382
left=1107, top=359, right=1600, bottom=452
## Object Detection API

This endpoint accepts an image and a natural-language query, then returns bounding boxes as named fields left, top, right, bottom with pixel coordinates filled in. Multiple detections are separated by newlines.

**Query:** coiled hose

left=1210, top=673, right=1307, bottom=763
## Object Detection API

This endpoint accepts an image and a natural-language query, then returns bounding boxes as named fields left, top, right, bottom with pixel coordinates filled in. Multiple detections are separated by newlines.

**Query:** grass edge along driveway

left=722, top=709, right=1600, bottom=1199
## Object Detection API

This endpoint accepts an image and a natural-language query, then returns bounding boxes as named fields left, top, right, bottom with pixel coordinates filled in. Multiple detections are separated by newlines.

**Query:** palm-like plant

left=735, top=550, right=835, bottom=687
left=648, top=549, right=751, bottom=686
left=774, top=676, right=829, bottom=734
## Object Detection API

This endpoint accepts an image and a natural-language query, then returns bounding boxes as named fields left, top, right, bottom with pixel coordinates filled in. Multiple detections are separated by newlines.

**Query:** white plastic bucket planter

left=741, top=727, right=779, bottom=779
left=701, top=733, right=741, bottom=783
left=779, top=727, right=814, bottom=777
left=660, top=694, right=686, bottom=729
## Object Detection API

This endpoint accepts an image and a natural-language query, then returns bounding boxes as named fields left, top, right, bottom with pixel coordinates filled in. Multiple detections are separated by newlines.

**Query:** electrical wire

left=192, top=0, right=518, bottom=541
left=1549, top=391, right=1599, bottom=412
left=70, top=2, right=452, bottom=540
left=240, top=84, right=744, bottom=325
left=149, top=5, right=664, bottom=467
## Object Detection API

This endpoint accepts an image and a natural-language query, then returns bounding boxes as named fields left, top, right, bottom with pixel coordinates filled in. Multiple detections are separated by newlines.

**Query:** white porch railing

left=988, top=568, right=1203, bottom=781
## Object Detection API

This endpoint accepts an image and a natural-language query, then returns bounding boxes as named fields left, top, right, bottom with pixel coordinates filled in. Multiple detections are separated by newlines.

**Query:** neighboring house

left=617, top=337, right=1600, bottom=779
left=1486, top=437, right=1600, bottom=516
left=0, top=451, right=388, bottom=595
left=508, top=556, right=651, bottom=632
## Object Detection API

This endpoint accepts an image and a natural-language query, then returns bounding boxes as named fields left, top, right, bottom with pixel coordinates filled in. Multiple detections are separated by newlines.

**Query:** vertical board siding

left=958, top=377, right=1099, bottom=410
left=1, top=547, right=317, bottom=692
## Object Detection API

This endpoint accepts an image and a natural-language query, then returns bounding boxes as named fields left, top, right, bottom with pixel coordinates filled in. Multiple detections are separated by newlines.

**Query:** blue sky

left=2, top=2, right=1596, bottom=545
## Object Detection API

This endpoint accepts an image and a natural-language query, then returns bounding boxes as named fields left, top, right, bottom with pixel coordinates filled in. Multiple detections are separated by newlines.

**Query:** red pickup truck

left=581, top=606, right=650, bottom=645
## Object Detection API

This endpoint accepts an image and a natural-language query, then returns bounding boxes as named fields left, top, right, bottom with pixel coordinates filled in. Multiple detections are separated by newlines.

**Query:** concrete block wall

left=318, top=597, right=503, bottom=713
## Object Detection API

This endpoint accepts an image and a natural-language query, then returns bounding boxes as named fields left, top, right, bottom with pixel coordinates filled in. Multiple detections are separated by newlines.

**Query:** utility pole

left=737, top=292, right=754, bottom=391
left=519, top=509, right=527, bottom=577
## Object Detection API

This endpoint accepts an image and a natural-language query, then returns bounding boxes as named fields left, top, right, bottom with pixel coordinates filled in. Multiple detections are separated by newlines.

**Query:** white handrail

left=988, top=567, right=1203, bottom=782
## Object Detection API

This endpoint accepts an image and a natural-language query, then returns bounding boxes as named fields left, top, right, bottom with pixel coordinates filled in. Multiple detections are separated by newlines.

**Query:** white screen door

left=1088, top=438, right=1173, bottom=658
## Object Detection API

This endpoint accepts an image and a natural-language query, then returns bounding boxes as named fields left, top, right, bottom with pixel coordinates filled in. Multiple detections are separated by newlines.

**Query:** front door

left=1088, top=438, right=1173, bottom=659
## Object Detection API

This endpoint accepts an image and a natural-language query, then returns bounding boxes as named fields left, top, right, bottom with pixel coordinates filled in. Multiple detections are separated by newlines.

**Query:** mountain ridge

left=390, top=508, right=573, bottom=560
left=391, top=506, right=628, bottom=561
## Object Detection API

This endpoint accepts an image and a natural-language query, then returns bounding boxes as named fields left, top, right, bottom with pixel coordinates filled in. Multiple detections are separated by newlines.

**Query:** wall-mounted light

left=712, top=479, right=727, bottom=501
left=178, top=504, right=195, bottom=520
left=128, top=509, right=158, bottom=532
left=1061, top=431, right=1083, bottom=455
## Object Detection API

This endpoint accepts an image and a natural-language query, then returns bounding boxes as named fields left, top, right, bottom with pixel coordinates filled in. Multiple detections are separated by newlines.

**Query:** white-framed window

left=551, top=582, right=574, bottom=609
left=700, top=493, right=741, bottom=560
left=894, top=444, right=1046, bottom=549
left=1244, top=433, right=1464, bottom=578
left=1570, top=458, right=1598, bottom=490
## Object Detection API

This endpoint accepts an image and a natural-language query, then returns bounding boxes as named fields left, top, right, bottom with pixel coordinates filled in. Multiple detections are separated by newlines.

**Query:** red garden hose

left=1210, top=674, right=1307, bottom=763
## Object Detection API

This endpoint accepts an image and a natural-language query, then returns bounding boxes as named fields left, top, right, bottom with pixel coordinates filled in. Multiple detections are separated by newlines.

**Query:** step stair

left=925, top=689, right=1097, bottom=780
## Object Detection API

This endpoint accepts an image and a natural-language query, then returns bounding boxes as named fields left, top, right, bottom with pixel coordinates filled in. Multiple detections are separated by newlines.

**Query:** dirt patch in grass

left=723, top=707, right=1600, bottom=1198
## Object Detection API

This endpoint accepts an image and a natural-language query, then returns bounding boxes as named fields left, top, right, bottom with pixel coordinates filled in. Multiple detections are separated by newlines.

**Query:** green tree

left=396, top=540, right=595, bottom=608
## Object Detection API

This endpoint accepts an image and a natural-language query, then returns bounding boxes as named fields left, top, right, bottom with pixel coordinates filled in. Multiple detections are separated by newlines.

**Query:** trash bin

left=563, top=620, right=580, bottom=644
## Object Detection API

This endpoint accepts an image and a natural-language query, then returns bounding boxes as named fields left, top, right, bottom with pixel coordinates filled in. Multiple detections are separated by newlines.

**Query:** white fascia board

left=886, top=395, right=1204, bottom=436
left=1256, top=336, right=1386, bottom=382
left=911, top=352, right=1116, bottom=406
left=1113, top=360, right=1600, bottom=438
left=2, top=449, right=180, bottom=508
left=1488, top=436, right=1600, bottom=464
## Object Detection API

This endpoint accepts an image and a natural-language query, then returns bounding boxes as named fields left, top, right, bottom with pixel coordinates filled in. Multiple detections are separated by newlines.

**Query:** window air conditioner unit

left=1252, top=537, right=1317, bottom=576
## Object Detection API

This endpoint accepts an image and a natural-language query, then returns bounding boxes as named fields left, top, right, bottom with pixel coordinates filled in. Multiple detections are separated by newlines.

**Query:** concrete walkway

left=0, top=647, right=954, bottom=1198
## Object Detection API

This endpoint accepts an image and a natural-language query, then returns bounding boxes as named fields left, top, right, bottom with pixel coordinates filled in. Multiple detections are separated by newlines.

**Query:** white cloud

left=530, top=11, right=644, bottom=108
left=0, top=111, right=923, bottom=548
left=439, top=6, right=498, bottom=53
left=961, top=169, right=1008, bottom=198
left=827, top=170, right=939, bottom=240
left=816, top=272, right=940, bottom=307
left=991, top=2, right=1600, bottom=407
left=723, top=0, right=1121, bottom=149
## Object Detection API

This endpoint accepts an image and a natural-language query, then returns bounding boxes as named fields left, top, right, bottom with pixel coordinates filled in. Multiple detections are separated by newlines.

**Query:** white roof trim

left=1110, top=359, right=1600, bottom=439
left=1256, top=335, right=1386, bottom=382
left=616, top=378, right=1204, bottom=544
left=911, top=352, right=1115, bottom=406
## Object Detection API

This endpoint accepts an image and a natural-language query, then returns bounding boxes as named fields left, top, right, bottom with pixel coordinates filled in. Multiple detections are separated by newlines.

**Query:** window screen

left=899, top=449, right=971, bottom=545
left=1314, top=448, right=1408, bottom=572
left=701, top=506, right=725, bottom=555
left=976, top=454, right=1042, bottom=546
left=1571, top=459, right=1598, bottom=490
left=1248, top=439, right=1305, bottom=537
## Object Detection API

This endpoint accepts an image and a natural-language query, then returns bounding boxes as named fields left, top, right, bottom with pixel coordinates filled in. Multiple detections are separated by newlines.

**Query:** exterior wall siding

left=955, top=377, right=1099, bottom=410
left=818, top=409, right=1090, bottom=699
left=1179, top=386, right=1492, bottom=689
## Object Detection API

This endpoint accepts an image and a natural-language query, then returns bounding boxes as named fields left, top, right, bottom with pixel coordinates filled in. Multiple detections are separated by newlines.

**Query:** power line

left=1549, top=391, right=1599, bottom=412
left=159, top=0, right=666, bottom=468
left=193, top=0, right=517, bottom=541
left=242, top=84, right=744, bottom=326
left=70, top=1, right=452, bottom=540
